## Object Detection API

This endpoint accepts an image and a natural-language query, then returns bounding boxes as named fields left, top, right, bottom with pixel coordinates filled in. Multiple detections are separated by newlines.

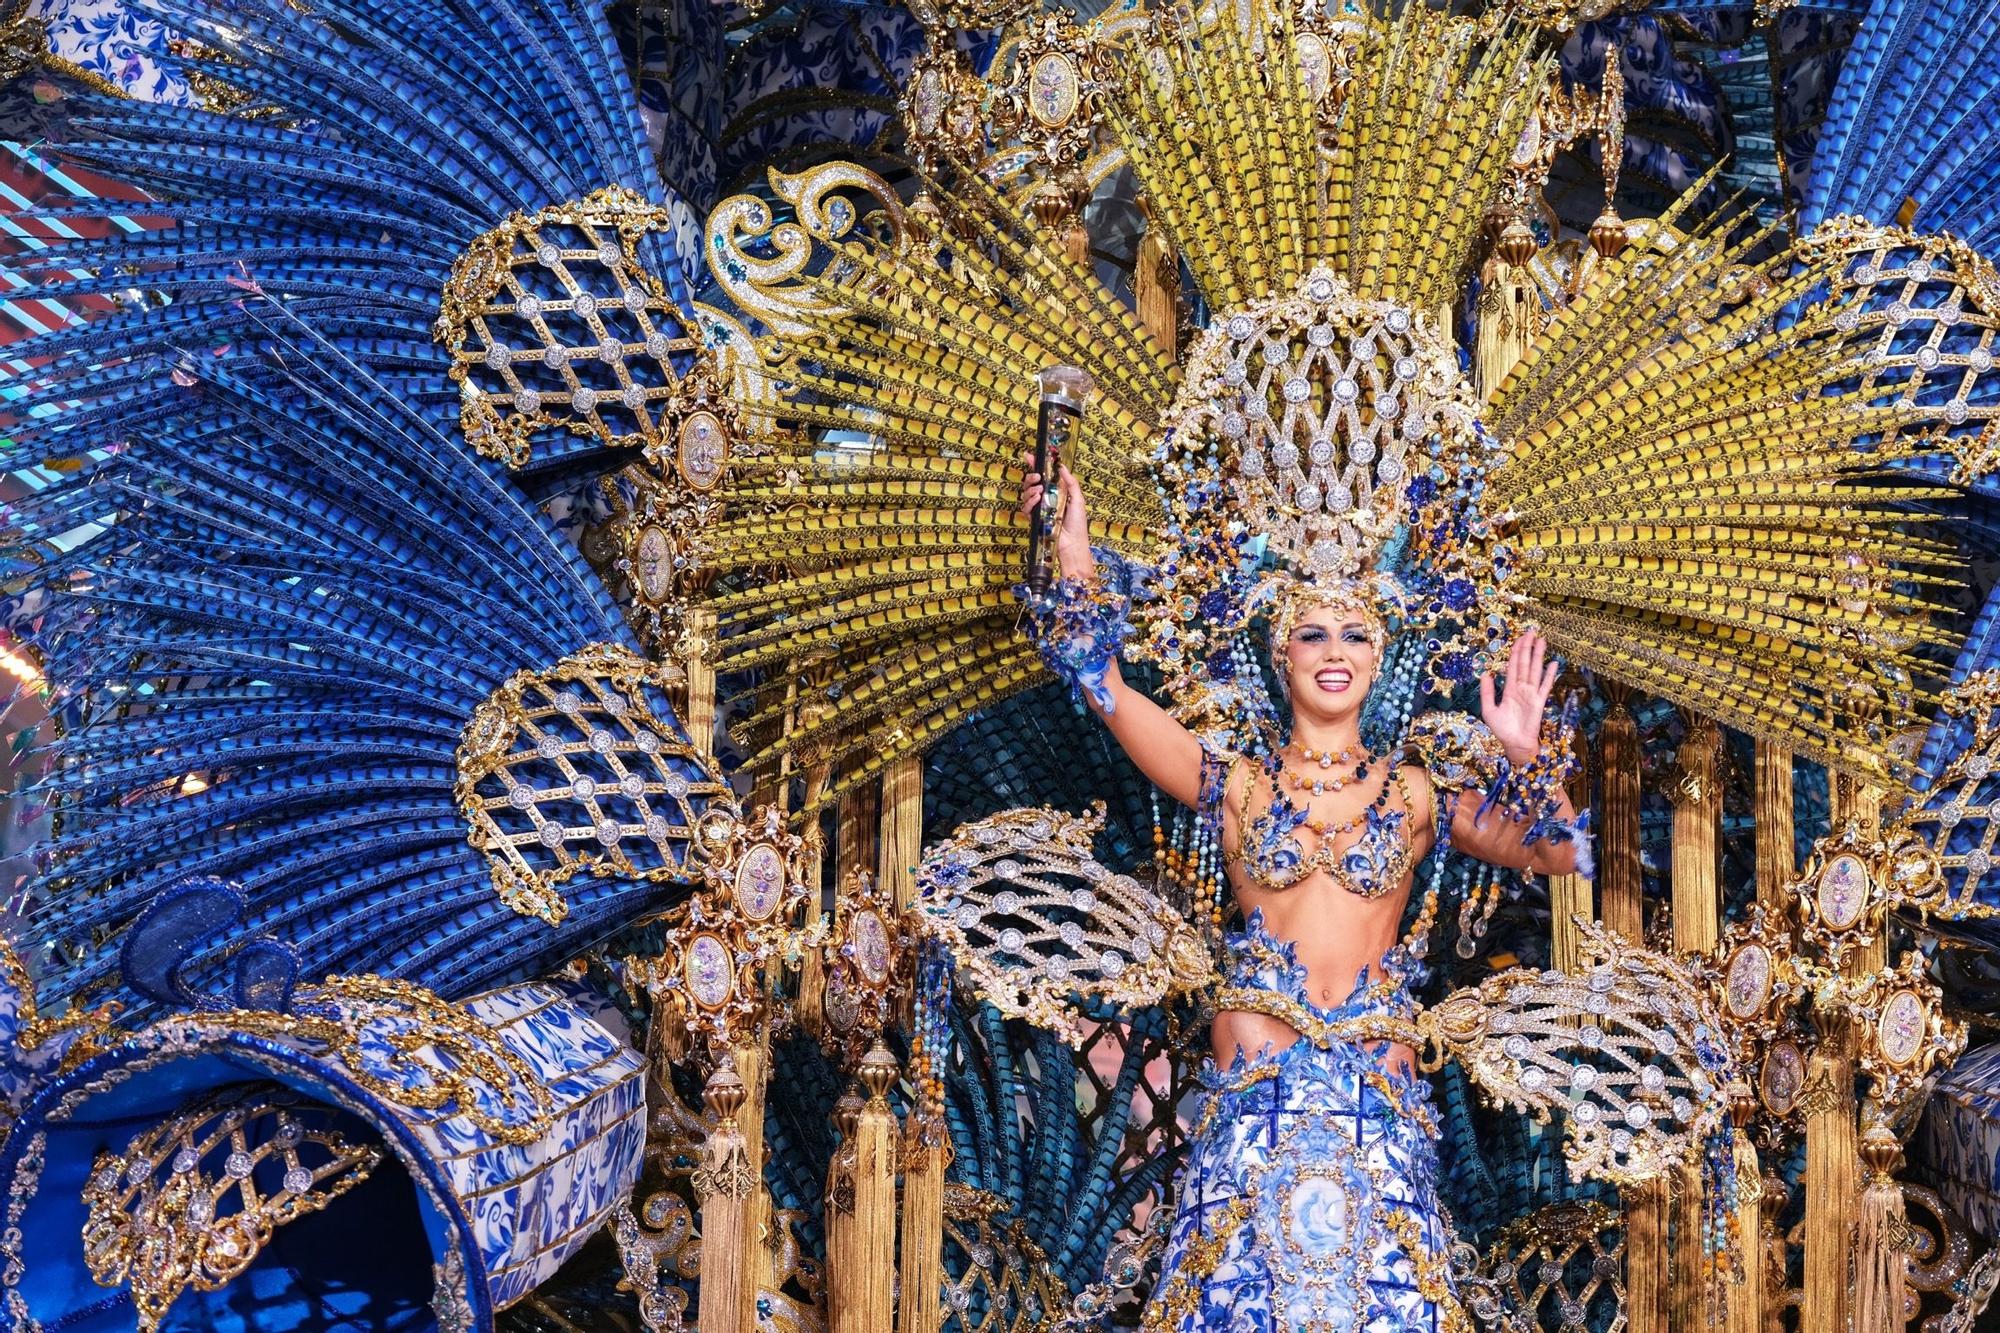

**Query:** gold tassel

left=695, top=1059, right=758, bottom=1333
left=731, top=1037, right=771, bottom=1324
left=1724, top=1086, right=1764, bottom=1333
left=1598, top=682, right=1644, bottom=946
left=897, top=1111, right=947, bottom=1333
left=1803, top=1038, right=1858, bottom=1333
left=850, top=1044, right=900, bottom=1333
left=1623, top=1178, right=1670, bottom=1333
left=1549, top=670, right=1592, bottom=972
left=1134, top=196, right=1179, bottom=366
left=825, top=1086, right=863, bottom=1332
left=1474, top=256, right=1537, bottom=405
left=1065, top=219, right=1092, bottom=271
left=878, top=755, right=925, bottom=914
left=1855, top=1122, right=1909, bottom=1333
left=1753, top=739, right=1795, bottom=912
left=1670, top=712, right=1722, bottom=1329
left=796, top=758, right=831, bottom=1042
left=683, top=606, right=718, bottom=759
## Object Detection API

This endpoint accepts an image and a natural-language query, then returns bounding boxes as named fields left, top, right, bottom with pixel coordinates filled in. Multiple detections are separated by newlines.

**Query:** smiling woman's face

left=1283, top=604, right=1377, bottom=724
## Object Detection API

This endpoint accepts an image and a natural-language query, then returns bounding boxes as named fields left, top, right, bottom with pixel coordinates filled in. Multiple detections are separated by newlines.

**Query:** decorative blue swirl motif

left=1147, top=913, right=1450, bottom=1327
left=117, top=877, right=301, bottom=1013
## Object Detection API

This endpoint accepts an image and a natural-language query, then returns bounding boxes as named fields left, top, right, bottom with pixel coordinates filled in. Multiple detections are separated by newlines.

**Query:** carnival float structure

left=0, top=0, right=1999, bottom=1326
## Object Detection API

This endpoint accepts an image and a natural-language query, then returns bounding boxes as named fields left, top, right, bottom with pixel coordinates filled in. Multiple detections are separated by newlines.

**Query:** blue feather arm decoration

left=7, top=0, right=699, bottom=479
left=2, top=304, right=730, bottom=1016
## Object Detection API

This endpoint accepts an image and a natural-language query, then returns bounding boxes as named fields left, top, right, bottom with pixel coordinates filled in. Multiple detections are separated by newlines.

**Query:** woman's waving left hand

left=1479, top=630, right=1558, bottom=765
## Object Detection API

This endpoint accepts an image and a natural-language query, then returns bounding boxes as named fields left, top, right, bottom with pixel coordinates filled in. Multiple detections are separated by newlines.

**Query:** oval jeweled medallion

left=912, top=68, right=946, bottom=136
left=826, top=978, right=862, bottom=1033
left=685, top=933, right=733, bottom=1009
left=1817, top=852, right=1870, bottom=930
left=734, top=843, right=786, bottom=921
left=1760, top=1039, right=1804, bottom=1116
left=1028, top=53, right=1081, bottom=128
left=1724, top=944, right=1772, bottom=1020
left=677, top=410, right=728, bottom=491
left=852, top=909, right=891, bottom=983
left=635, top=526, right=672, bottom=602
left=1877, top=989, right=1927, bottom=1066
left=1296, top=34, right=1330, bottom=100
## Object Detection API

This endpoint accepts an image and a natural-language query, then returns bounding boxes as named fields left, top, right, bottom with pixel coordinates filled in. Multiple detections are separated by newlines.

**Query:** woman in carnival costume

left=1019, top=458, right=1586, bottom=1330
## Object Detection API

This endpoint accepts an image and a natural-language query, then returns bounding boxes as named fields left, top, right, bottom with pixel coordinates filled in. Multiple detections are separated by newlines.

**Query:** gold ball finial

left=1495, top=216, right=1538, bottom=267
left=703, top=1056, right=747, bottom=1122
left=1589, top=208, right=1629, bottom=258
left=858, top=1041, right=899, bottom=1100
left=833, top=1086, right=864, bottom=1137
left=1859, top=1120, right=1903, bottom=1176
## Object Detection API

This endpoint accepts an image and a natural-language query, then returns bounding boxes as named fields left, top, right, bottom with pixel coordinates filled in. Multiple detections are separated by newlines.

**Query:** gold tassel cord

left=1724, top=1090, right=1764, bottom=1333
left=1669, top=714, right=1720, bottom=1329
left=1802, top=1038, right=1858, bottom=1333
left=849, top=1045, right=899, bottom=1333
left=824, top=1086, right=863, bottom=1329
left=896, top=1114, right=947, bottom=1333
left=1855, top=1123, right=1909, bottom=1333
left=695, top=1059, right=759, bottom=1333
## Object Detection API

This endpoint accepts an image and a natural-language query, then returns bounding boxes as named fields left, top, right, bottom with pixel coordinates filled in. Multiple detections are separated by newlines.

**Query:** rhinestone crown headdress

left=1169, top=267, right=1477, bottom=581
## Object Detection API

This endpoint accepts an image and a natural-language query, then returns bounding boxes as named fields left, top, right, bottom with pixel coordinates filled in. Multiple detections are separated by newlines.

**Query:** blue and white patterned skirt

left=1144, top=923, right=1461, bottom=1331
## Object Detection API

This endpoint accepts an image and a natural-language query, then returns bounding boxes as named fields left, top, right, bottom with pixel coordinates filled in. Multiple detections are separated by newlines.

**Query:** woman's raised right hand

left=1018, top=451, right=1095, bottom=581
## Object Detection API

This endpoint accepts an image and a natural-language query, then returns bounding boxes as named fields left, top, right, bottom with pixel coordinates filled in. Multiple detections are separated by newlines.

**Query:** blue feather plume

left=3, top=303, right=720, bottom=1013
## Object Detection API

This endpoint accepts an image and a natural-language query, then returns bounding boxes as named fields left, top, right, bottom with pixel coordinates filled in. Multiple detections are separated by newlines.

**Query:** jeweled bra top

left=1212, top=753, right=1420, bottom=899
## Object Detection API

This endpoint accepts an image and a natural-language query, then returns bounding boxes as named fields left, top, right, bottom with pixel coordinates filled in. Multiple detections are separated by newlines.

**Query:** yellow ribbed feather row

left=1104, top=1, right=1544, bottom=316
left=699, top=0, right=1970, bottom=797
left=1485, top=201, right=1961, bottom=777
left=704, top=146, right=1175, bottom=802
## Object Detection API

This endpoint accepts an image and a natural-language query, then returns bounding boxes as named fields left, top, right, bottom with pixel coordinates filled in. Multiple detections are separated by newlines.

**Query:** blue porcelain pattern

left=1146, top=915, right=1453, bottom=1329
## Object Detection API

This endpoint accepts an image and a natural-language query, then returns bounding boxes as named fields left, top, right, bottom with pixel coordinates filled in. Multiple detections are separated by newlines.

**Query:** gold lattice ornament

left=1462, top=1201, right=1626, bottom=1333
left=435, top=186, right=704, bottom=468
left=81, top=1085, right=382, bottom=1333
left=917, top=804, right=1215, bottom=1045
left=1890, top=669, right=2000, bottom=919
left=455, top=643, right=733, bottom=924
left=1797, top=217, right=2000, bottom=484
left=622, top=805, right=816, bottom=1056
left=1421, top=920, right=1736, bottom=1186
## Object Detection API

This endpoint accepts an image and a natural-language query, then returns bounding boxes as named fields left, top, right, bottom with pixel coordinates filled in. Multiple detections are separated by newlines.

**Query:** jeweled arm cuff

left=1474, top=705, right=1587, bottom=861
left=1019, top=568, right=1135, bottom=715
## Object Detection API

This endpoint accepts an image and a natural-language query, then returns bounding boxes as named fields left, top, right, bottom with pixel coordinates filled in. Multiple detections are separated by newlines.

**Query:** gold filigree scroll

left=435, top=186, right=703, bottom=467
left=81, top=1086, right=382, bottom=1332
left=455, top=643, right=733, bottom=925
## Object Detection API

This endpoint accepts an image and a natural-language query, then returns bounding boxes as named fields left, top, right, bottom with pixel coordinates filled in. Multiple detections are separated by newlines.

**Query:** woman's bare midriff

left=1212, top=871, right=1417, bottom=1079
